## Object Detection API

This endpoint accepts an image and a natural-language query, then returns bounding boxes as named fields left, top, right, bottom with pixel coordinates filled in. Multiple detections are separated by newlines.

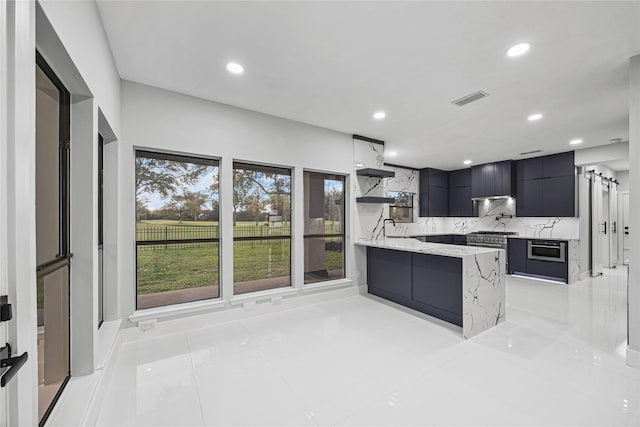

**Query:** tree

left=135, top=156, right=209, bottom=221
left=171, top=191, right=208, bottom=221
left=245, top=191, right=268, bottom=226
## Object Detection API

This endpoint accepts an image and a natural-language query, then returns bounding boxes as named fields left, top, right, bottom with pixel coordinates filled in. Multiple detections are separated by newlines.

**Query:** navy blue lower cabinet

left=452, top=235, right=467, bottom=245
left=367, top=247, right=412, bottom=303
left=411, top=253, right=463, bottom=326
left=526, top=259, right=568, bottom=282
left=507, top=238, right=527, bottom=274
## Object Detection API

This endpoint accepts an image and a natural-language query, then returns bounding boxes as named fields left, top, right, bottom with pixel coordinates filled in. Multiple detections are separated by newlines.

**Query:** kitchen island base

left=360, top=240, right=505, bottom=339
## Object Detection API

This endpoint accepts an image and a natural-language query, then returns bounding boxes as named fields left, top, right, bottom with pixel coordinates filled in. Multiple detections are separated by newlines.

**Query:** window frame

left=388, top=191, right=415, bottom=223
left=302, top=170, right=347, bottom=285
left=231, top=160, right=293, bottom=294
left=133, top=149, right=221, bottom=310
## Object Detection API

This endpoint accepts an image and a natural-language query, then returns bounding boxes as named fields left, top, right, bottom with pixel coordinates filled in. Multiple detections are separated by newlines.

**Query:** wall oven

left=527, top=240, right=566, bottom=263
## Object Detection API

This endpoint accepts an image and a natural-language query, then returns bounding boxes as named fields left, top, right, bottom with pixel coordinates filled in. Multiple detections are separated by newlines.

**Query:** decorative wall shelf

left=356, top=197, right=395, bottom=204
left=356, top=168, right=395, bottom=178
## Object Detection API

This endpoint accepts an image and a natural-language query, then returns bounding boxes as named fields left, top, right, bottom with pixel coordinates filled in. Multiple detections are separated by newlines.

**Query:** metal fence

left=136, top=224, right=293, bottom=250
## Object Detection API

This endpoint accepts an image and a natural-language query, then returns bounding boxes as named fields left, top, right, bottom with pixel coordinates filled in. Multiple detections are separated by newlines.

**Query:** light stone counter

left=356, top=238, right=505, bottom=339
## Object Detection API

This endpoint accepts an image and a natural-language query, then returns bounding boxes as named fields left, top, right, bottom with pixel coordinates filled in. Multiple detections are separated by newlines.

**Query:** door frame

left=35, top=50, right=72, bottom=427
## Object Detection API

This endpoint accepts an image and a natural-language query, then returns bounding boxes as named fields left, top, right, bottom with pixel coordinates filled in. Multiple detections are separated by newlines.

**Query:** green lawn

left=136, top=241, right=344, bottom=295
left=136, top=220, right=343, bottom=295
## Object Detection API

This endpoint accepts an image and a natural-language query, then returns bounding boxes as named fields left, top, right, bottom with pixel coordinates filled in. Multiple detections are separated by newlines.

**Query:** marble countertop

left=385, top=232, right=468, bottom=238
left=507, top=236, right=579, bottom=242
left=356, top=238, right=502, bottom=258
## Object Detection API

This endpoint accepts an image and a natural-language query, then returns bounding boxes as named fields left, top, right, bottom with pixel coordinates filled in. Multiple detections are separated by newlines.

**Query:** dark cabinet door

left=412, top=253, right=463, bottom=325
left=449, top=168, right=471, bottom=188
left=482, top=164, right=495, bottom=197
left=507, top=238, right=527, bottom=274
left=367, top=247, right=413, bottom=301
left=526, top=259, right=568, bottom=282
left=542, top=176, right=575, bottom=217
left=419, top=169, right=429, bottom=217
left=543, top=151, right=575, bottom=178
left=452, top=235, right=467, bottom=245
left=429, top=185, right=449, bottom=217
left=471, top=166, right=482, bottom=198
left=516, top=179, right=543, bottom=217
left=500, top=161, right=515, bottom=196
left=430, top=169, right=448, bottom=187
left=449, top=186, right=473, bottom=217
left=493, top=163, right=504, bottom=195
left=425, top=235, right=452, bottom=244
left=517, top=157, right=543, bottom=181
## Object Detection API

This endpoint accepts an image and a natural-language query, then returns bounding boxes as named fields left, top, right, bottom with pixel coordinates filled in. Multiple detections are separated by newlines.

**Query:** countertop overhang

left=355, top=238, right=502, bottom=258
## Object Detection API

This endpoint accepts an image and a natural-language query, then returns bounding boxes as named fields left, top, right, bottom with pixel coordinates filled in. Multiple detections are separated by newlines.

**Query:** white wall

left=575, top=142, right=629, bottom=166
left=0, top=1, right=121, bottom=424
left=38, top=0, right=120, bottom=136
left=36, top=0, right=122, bottom=381
left=617, top=170, right=630, bottom=191
left=119, top=80, right=355, bottom=322
left=628, top=54, right=640, bottom=367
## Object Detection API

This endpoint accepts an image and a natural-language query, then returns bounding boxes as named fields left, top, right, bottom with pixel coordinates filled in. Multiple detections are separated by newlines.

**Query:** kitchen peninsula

left=356, top=238, right=505, bottom=339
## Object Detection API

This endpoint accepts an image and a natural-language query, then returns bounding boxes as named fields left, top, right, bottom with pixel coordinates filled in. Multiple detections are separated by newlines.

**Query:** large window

left=233, top=163, right=291, bottom=294
left=135, top=151, right=220, bottom=309
left=303, top=171, right=345, bottom=284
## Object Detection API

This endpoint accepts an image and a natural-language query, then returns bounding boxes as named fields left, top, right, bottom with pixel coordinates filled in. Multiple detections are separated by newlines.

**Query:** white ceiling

left=97, top=1, right=640, bottom=170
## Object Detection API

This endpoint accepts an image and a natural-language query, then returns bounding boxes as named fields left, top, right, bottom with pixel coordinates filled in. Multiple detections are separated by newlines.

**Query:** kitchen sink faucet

left=383, top=218, right=396, bottom=238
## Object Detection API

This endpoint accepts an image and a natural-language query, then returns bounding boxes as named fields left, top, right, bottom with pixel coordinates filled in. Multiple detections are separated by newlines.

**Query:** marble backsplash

left=388, top=197, right=579, bottom=239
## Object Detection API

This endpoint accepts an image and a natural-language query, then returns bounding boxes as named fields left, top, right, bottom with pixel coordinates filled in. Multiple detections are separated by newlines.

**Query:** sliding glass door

left=35, top=52, right=71, bottom=425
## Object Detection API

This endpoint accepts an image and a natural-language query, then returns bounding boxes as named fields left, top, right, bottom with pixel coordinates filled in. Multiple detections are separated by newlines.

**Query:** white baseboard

left=579, top=270, right=592, bottom=281
left=627, top=346, right=640, bottom=369
left=121, top=283, right=364, bottom=343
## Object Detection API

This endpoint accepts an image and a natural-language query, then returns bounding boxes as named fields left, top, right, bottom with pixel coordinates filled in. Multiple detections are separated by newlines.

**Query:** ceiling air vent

left=451, top=90, right=489, bottom=107
left=520, top=149, right=543, bottom=156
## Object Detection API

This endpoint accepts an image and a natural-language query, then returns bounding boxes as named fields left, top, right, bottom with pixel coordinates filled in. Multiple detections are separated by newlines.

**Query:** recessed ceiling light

left=528, top=113, right=543, bottom=121
left=373, top=111, right=386, bottom=120
left=506, top=42, right=532, bottom=57
left=463, top=160, right=472, bottom=165
left=226, top=62, right=244, bottom=75
left=387, top=151, right=397, bottom=157
left=569, top=138, right=583, bottom=145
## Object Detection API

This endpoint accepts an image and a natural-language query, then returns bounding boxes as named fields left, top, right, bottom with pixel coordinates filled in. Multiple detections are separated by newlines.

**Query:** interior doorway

left=601, top=184, right=611, bottom=268
left=35, top=52, right=71, bottom=426
left=620, top=192, right=630, bottom=265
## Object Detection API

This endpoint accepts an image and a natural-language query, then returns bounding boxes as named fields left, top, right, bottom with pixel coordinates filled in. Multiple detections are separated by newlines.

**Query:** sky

left=142, top=169, right=343, bottom=212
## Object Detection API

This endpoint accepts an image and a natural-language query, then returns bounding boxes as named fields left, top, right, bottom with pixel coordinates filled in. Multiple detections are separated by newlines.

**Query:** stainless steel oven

left=527, top=240, right=566, bottom=262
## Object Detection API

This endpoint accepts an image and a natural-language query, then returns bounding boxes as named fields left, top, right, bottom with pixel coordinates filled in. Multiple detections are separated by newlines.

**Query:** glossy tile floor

left=95, top=267, right=640, bottom=426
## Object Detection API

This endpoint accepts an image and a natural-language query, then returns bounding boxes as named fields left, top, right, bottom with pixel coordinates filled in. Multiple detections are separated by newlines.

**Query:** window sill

left=301, top=278, right=354, bottom=292
left=229, top=287, right=299, bottom=305
left=129, top=298, right=226, bottom=323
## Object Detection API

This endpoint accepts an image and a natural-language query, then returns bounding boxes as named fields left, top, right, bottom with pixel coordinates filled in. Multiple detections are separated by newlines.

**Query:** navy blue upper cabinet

left=516, top=157, right=543, bottom=181
left=543, top=151, right=575, bottom=178
left=448, top=169, right=473, bottom=217
left=516, top=151, right=575, bottom=217
left=471, top=161, right=515, bottom=198
left=419, top=168, right=449, bottom=217
left=542, top=176, right=575, bottom=216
